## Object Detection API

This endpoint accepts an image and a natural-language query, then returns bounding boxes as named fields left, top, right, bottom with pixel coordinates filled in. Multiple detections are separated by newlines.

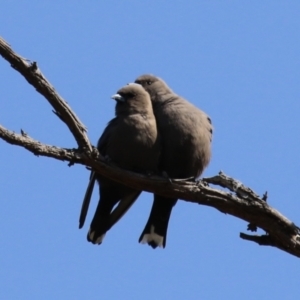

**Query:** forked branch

left=1, top=36, right=299, bottom=257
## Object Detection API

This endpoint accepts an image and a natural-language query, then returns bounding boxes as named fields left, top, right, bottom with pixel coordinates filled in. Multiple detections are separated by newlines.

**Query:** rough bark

left=1, top=36, right=299, bottom=258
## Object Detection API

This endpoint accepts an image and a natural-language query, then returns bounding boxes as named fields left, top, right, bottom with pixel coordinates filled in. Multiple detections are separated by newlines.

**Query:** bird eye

left=127, top=92, right=135, bottom=98
left=146, top=81, right=152, bottom=85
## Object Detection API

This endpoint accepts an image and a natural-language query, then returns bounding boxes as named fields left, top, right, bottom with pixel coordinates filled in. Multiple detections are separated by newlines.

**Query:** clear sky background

left=1, top=2, right=300, bottom=299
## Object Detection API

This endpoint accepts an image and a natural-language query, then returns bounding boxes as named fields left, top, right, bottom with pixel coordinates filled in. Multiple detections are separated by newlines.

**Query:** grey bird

left=79, top=83, right=160, bottom=245
left=134, top=74, right=213, bottom=248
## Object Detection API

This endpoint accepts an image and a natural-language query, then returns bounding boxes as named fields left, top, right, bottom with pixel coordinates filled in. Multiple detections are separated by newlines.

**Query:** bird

left=79, top=83, right=160, bottom=245
left=134, top=74, right=213, bottom=249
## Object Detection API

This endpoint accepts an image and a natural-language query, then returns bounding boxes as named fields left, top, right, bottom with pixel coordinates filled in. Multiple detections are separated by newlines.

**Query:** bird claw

left=196, top=179, right=209, bottom=187
left=162, top=172, right=195, bottom=184
left=104, top=155, right=112, bottom=163
left=162, top=171, right=173, bottom=183
left=172, top=176, right=195, bottom=182
left=145, top=170, right=157, bottom=176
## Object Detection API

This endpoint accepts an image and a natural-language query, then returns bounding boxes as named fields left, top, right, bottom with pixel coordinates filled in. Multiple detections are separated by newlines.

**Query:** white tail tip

left=88, top=229, right=106, bottom=245
left=140, top=225, right=164, bottom=248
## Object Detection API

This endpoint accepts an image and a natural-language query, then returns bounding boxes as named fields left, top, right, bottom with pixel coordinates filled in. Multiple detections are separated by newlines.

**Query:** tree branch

left=0, top=36, right=92, bottom=153
left=0, top=124, right=83, bottom=163
left=1, top=36, right=300, bottom=258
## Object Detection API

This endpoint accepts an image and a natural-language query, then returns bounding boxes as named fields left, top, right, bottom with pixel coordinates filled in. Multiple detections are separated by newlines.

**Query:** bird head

left=134, top=74, right=173, bottom=103
left=112, top=84, right=153, bottom=116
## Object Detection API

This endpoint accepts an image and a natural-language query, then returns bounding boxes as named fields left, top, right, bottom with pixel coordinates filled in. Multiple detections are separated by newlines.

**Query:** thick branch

left=1, top=123, right=299, bottom=257
left=1, top=36, right=300, bottom=258
left=0, top=36, right=92, bottom=152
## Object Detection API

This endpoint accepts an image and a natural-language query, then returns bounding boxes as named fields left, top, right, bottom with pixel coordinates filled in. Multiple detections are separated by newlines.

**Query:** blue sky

left=1, top=1, right=300, bottom=299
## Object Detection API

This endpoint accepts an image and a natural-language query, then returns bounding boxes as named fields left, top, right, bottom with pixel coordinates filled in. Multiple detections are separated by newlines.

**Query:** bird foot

left=162, top=171, right=173, bottom=183
left=172, top=176, right=195, bottom=182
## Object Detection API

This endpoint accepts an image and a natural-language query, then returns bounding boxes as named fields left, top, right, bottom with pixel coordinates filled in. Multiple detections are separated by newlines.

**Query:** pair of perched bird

left=79, top=74, right=213, bottom=249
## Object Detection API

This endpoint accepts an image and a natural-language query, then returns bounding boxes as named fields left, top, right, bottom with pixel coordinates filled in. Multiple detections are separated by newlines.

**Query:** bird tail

left=87, top=191, right=141, bottom=245
left=79, top=171, right=96, bottom=229
left=139, top=195, right=177, bottom=249
left=108, top=191, right=142, bottom=230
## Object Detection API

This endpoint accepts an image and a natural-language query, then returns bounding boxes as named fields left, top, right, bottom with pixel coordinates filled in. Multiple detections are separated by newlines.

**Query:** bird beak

left=127, top=82, right=141, bottom=86
left=111, top=93, right=125, bottom=102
